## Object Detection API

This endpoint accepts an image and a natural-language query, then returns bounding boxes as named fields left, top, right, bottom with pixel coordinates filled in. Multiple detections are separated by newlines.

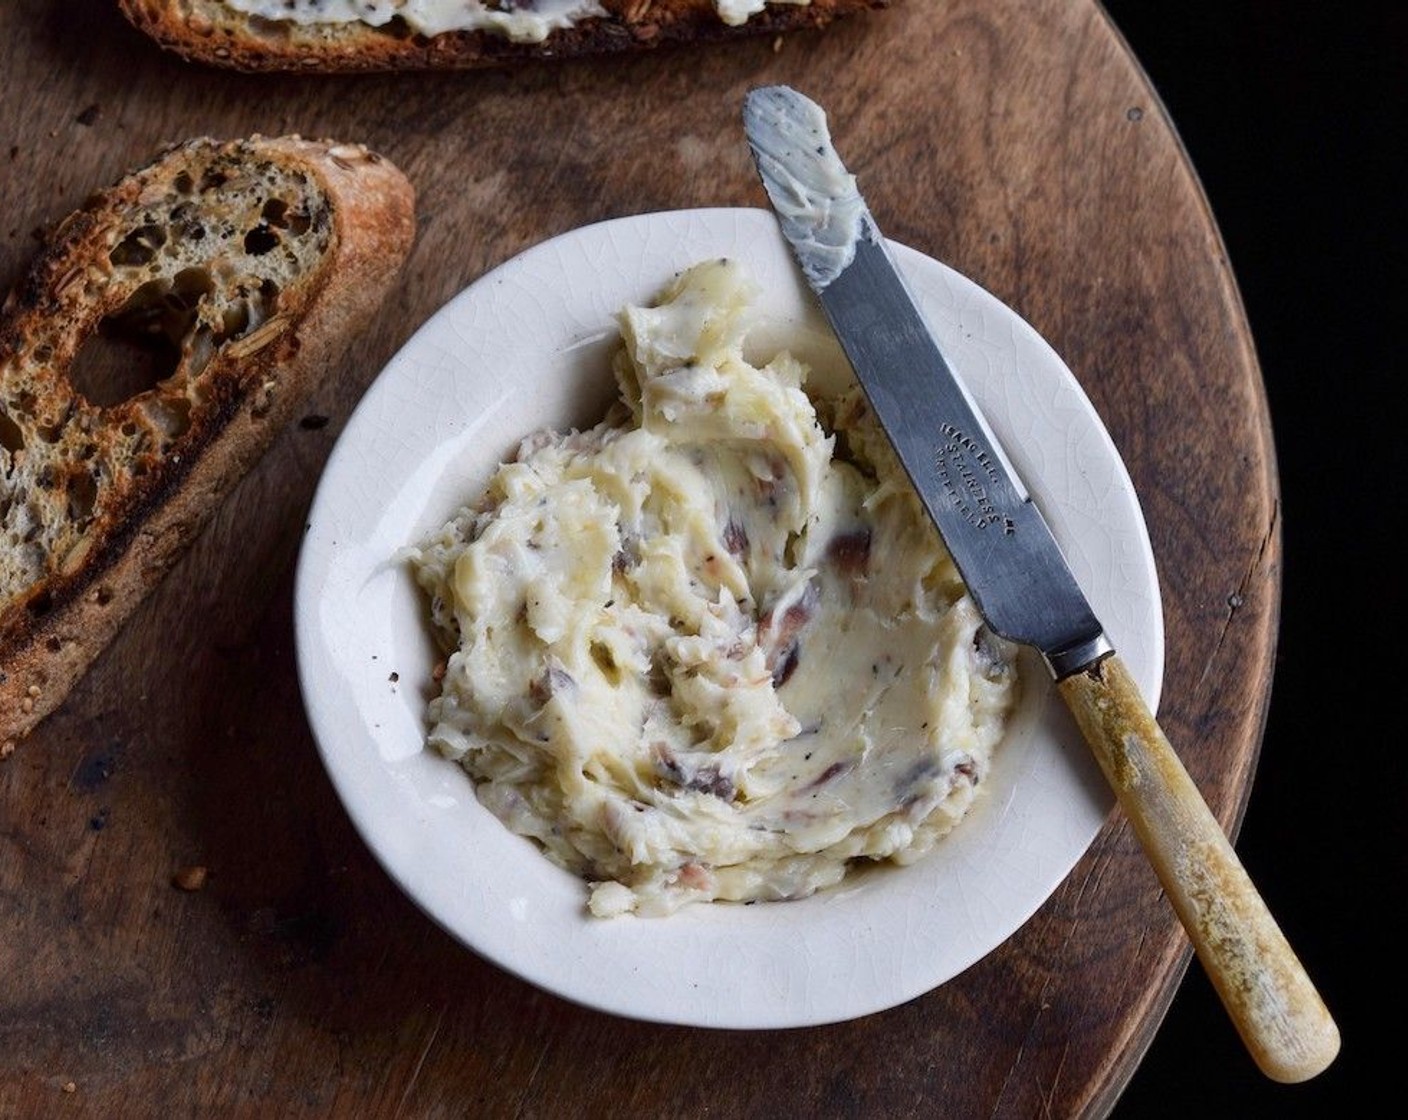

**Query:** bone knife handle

left=1057, top=653, right=1340, bottom=1083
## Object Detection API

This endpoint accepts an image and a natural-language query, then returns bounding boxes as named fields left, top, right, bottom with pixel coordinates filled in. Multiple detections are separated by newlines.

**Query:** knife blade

left=743, top=83, right=1339, bottom=1084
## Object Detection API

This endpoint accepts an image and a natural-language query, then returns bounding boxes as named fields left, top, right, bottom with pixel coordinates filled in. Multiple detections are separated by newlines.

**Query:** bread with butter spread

left=0, top=135, right=415, bottom=747
left=117, top=0, right=890, bottom=73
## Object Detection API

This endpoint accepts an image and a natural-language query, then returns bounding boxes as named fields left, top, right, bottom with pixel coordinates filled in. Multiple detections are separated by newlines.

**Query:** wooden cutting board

left=0, top=2, right=1279, bottom=1115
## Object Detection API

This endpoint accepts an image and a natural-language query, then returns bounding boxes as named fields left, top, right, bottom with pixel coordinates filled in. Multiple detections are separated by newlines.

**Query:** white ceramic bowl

left=293, top=208, right=1163, bottom=1029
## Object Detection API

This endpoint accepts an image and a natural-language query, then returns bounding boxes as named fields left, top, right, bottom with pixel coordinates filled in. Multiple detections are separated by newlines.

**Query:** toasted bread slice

left=0, top=136, right=415, bottom=746
left=117, top=0, right=890, bottom=73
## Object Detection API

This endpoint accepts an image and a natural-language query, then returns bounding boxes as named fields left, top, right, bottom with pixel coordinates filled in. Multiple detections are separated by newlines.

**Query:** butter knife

left=742, top=84, right=1339, bottom=1084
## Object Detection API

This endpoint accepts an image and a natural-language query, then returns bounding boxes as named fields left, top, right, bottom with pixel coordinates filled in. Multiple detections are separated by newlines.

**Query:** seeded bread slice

left=0, top=136, right=415, bottom=747
left=117, top=1, right=890, bottom=73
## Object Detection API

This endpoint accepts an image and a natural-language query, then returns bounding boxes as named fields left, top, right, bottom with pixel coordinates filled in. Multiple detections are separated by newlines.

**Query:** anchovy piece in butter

left=408, top=260, right=1019, bottom=918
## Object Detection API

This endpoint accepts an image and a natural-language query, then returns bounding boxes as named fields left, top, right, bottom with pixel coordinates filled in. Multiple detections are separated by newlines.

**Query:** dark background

left=1097, top=3, right=1399, bottom=1115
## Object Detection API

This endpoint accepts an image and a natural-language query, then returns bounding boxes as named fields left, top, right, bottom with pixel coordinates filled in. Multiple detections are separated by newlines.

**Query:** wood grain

left=0, top=1, right=1281, bottom=1115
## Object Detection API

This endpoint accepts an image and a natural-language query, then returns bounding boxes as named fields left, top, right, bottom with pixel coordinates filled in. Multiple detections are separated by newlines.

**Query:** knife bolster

left=1043, top=633, right=1114, bottom=680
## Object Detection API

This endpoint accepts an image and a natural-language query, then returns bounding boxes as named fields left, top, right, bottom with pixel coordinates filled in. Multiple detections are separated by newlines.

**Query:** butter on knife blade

left=742, top=83, right=1340, bottom=1085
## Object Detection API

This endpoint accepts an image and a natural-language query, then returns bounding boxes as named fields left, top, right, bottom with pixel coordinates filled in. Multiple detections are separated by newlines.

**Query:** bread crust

left=118, top=0, right=890, bottom=73
left=0, top=136, right=415, bottom=745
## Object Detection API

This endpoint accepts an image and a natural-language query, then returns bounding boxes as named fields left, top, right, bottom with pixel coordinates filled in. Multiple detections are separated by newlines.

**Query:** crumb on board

left=172, top=865, right=209, bottom=892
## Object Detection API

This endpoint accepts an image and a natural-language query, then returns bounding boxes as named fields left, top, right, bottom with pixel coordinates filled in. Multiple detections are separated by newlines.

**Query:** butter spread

left=408, top=260, right=1019, bottom=917
left=223, top=0, right=606, bottom=41
left=222, top=1, right=813, bottom=41
left=716, top=1, right=812, bottom=28
left=743, top=84, right=872, bottom=289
